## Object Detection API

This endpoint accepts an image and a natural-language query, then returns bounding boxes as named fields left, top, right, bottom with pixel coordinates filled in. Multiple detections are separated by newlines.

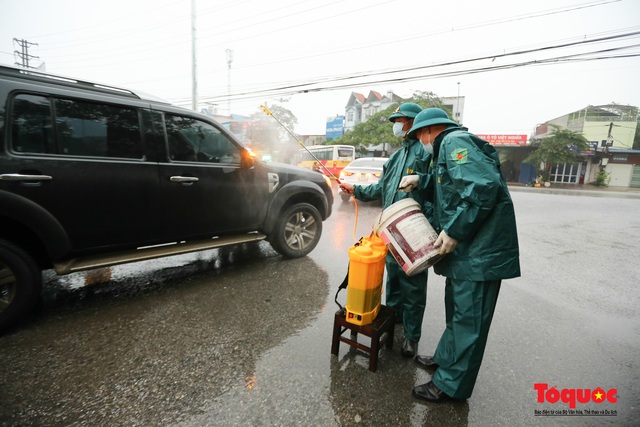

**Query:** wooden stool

left=331, top=305, right=395, bottom=372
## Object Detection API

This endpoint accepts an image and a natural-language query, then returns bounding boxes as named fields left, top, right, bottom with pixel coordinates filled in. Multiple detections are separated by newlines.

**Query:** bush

left=538, top=169, right=550, bottom=182
left=594, top=170, right=611, bottom=186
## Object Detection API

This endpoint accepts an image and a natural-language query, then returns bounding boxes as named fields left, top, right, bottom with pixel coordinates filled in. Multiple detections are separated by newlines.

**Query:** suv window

left=11, top=94, right=54, bottom=154
left=11, top=94, right=143, bottom=159
left=165, top=114, right=240, bottom=165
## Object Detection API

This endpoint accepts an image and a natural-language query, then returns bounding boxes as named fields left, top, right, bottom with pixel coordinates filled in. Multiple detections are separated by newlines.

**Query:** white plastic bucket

left=373, top=198, right=443, bottom=276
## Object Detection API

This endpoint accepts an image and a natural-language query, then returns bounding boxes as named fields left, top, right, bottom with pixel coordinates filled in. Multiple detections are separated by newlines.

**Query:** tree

left=524, top=125, right=590, bottom=181
left=248, top=103, right=299, bottom=162
left=403, top=90, right=447, bottom=109
left=329, top=91, right=450, bottom=155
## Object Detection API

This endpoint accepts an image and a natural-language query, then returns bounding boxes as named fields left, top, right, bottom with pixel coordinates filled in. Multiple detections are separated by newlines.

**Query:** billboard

left=326, top=115, right=344, bottom=141
left=476, top=134, right=528, bottom=146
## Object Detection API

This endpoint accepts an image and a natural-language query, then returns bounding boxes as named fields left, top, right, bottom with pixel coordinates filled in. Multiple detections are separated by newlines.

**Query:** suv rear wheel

left=270, top=203, right=322, bottom=258
left=0, top=240, right=42, bottom=332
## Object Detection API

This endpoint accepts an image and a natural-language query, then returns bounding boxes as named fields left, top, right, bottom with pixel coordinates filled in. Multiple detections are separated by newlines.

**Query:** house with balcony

left=533, top=104, right=639, bottom=187
left=344, top=90, right=402, bottom=133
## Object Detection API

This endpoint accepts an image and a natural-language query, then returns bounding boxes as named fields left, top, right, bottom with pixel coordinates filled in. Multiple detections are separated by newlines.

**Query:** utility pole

left=13, top=38, right=39, bottom=69
left=456, top=82, right=461, bottom=122
left=226, top=49, right=233, bottom=116
left=191, top=0, right=197, bottom=111
left=604, top=122, right=614, bottom=154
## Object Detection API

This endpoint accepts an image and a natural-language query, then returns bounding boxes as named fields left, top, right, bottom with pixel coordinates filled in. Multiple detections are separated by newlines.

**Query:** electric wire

left=18, top=0, right=623, bottom=71
left=183, top=32, right=640, bottom=106
left=229, top=0, right=624, bottom=73
left=170, top=29, right=640, bottom=104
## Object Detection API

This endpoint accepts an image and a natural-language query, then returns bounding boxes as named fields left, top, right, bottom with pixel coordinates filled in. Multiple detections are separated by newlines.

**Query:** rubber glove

left=398, top=175, right=419, bottom=192
left=434, top=230, right=458, bottom=255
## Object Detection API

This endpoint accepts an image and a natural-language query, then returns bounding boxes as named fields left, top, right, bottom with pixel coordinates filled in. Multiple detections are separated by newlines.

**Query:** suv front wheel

left=269, top=203, right=322, bottom=258
left=0, top=240, right=42, bottom=332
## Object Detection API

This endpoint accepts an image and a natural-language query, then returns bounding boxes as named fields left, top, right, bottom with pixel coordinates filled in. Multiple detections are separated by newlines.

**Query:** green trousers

left=384, top=253, right=428, bottom=342
left=432, top=278, right=501, bottom=400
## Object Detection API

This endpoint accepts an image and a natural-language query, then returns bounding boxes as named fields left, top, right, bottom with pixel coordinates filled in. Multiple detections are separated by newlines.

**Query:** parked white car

left=338, top=157, right=388, bottom=201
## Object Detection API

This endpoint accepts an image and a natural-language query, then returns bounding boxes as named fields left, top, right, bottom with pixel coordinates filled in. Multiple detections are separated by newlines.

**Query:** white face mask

left=393, top=122, right=407, bottom=137
left=421, top=141, right=434, bottom=155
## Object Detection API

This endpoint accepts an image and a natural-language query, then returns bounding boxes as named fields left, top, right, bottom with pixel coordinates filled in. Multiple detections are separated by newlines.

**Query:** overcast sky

left=2, top=0, right=639, bottom=137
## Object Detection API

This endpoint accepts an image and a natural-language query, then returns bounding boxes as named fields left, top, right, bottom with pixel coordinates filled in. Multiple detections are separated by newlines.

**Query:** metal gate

left=631, top=165, right=640, bottom=188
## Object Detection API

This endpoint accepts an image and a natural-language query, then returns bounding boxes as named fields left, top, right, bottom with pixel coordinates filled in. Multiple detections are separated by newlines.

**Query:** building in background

left=476, top=134, right=532, bottom=184
left=440, top=96, right=465, bottom=124
left=300, top=135, right=325, bottom=146
left=343, top=90, right=466, bottom=134
left=200, top=108, right=253, bottom=145
left=534, top=104, right=639, bottom=187
left=344, top=90, right=402, bottom=133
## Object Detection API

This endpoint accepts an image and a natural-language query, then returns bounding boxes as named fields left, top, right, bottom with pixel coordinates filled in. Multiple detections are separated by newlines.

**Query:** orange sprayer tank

left=345, top=234, right=388, bottom=326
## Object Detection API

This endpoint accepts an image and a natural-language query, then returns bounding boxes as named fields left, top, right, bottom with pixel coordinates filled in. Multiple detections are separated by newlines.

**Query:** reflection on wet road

left=1, top=243, right=331, bottom=425
left=1, top=188, right=639, bottom=426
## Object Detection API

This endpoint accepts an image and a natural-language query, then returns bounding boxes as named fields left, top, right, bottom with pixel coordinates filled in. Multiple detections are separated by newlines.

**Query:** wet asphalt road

left=1, top=186, right=639, bottom=426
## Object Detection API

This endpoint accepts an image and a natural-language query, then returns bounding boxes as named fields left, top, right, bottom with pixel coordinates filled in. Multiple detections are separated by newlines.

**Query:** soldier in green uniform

left=339, top=102, right=431, bottom=357
left=401, top=108, right=521, bottom=402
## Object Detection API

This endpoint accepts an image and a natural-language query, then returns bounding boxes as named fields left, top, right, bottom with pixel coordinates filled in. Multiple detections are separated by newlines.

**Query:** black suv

left=0, top=65, right=333, bottom=331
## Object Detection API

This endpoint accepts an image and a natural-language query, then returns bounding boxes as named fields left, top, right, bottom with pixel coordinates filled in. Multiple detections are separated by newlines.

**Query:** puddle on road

left=1, top=242, right=333, bottom=426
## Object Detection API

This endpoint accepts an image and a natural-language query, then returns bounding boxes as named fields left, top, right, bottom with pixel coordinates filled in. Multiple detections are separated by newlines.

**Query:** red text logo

left=534, top=383, right=618, bottom=409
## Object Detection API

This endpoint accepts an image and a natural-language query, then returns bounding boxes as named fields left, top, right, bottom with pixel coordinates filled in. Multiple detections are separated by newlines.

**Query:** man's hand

left=398, top=175, right=419, bottom=192
left=339, top=182, right=355, bottom=195
left=435, top=230, right=458, bottom=255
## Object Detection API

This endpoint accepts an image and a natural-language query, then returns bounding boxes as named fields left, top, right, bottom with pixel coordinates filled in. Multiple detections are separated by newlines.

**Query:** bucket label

left=393, top=212, right=437, bottom=251
left=386, top=243, right=406, bottom=269
left=380, top=207, right=442, bottom=275
left=387, top=209, right=438, bottom=258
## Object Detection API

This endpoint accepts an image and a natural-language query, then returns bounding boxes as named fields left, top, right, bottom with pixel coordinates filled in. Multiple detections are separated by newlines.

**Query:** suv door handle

left=0, top=173, right=53, bottom=182
left=170, top=176, right=199, bottom=183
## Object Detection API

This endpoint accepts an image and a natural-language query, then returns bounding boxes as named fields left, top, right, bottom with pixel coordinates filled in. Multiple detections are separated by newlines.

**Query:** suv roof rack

left=0, top=63, right=168, bottom=103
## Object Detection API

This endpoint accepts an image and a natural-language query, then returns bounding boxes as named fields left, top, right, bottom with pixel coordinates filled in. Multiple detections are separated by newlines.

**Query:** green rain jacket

left=353, top=137, right=431, bottom=210
left=429, top=126, right=520, bottom=281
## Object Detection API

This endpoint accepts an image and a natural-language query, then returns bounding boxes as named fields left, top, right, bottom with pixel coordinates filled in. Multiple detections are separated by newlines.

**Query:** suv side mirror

left=241, top=148, right=255, bottom=169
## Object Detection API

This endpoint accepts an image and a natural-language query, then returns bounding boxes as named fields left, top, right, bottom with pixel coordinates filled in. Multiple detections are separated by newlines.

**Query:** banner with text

left=326, top=116, right=345, bottom=141
left=476, top=134, right=528, bottom=146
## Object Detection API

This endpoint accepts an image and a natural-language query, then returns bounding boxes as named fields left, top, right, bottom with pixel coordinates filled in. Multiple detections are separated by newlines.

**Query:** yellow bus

left=296, top=144, right=355, bottom=178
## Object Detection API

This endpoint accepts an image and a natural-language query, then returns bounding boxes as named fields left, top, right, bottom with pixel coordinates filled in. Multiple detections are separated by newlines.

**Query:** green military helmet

left=388, top=102, right=423, bottom=122
left=407, top=108, right=458, bottom=136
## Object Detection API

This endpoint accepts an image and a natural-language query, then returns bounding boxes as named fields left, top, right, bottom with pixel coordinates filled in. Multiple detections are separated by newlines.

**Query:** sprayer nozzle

left=260, top=104, right=272, bottom=115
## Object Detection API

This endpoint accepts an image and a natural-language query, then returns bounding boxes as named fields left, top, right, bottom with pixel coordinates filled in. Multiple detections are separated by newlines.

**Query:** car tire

left=0, top=240, right=42, bottom=332
left=269, top=203, right=322, bottom=258
left=340, top=193, right=351, bottom=202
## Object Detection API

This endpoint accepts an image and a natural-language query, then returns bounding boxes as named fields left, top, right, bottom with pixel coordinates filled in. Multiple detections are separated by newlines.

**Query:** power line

left=171, top=49, right=639, bottom=106
left=26, top=0, right=620, bottom=71
left=183, top=31, right=640, bottom=105
left=225, top=0, right=624, bottom=73
left=196, top=52, right=639, bottom=104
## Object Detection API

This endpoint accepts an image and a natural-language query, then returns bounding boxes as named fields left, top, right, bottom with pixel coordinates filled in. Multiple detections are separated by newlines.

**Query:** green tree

left=248, top=103, right=298, bottom=162
left=329, top=91, right=450, bottom=155
left=404, top=90, right=447, bottom=109
left=524, top=125, right=590, bottom=181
